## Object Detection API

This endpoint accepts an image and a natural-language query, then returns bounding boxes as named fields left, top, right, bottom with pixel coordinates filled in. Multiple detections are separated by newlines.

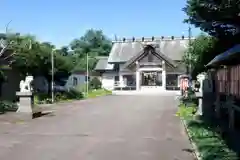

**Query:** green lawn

left=86, top=89, right=112, bottom=98
left=177, top=104, right=238, bottom=160
left=186, top=119, right=238, bottom=160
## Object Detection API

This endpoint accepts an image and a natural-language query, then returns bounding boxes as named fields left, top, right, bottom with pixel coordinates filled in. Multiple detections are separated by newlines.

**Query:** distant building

left=94, top=36, right=193, bottom=91
left=65, top=70, right=99, bottom=89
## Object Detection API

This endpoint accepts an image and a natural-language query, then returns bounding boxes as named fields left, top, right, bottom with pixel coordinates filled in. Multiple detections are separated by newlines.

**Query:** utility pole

left=86, top=52, right=89, bottom=96
left=51, top=49, right=54, bottom=103
left=188, top=26, right=192, bottom=75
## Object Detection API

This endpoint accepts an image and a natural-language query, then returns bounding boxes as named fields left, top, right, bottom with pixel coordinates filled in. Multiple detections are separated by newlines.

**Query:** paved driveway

left=0, top=94, right=194, bottom=160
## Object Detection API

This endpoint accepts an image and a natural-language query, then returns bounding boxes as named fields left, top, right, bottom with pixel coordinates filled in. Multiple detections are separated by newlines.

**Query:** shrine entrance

left=141, top=71, right=162, bottom=87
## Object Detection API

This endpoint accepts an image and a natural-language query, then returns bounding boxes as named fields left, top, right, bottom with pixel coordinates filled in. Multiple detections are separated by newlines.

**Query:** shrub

left=34, top=93, right=51, bottom=104
left=35, top=93, right=49, bottom=101
left=0, top=103, right=4, bottom=114
left=34, top=88, right=84, bottom=104
left=179, top=88, right=198, bottom=106
left=0, top=101, right=18, bottom=113
left=64, top=88, right=84, bottom=100
left=89, top=77, right=101, bottom=90
left=55, top=92, right=67, bottom=101
left=176, top=104, right=197, bottom=120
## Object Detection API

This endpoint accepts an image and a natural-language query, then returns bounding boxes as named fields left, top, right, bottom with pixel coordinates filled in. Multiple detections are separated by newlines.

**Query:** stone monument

left=16, top=75, right=34, bottom=113
left=195, top=73, right=214, bottom=116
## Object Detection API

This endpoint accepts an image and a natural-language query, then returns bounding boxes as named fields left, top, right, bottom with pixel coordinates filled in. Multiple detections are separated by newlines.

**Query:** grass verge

left=177, top=104, right=238, bottom=160
left=34, top=89, right=112, bottom=105
left=86, top=89, right=112, bottom=98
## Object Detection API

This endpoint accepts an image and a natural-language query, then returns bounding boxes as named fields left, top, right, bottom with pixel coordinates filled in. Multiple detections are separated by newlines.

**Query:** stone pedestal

left=195, top=92, right=203, bottom=116
left=16, top=92, right=34, bottom=113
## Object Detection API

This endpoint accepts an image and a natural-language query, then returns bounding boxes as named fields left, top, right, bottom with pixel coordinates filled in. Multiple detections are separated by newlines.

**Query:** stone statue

left=197, top=73, right=213, bottom=93
left=19, top=76, right=34, bottom=92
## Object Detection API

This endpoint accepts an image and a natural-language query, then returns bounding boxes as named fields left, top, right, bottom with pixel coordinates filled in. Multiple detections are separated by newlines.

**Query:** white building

left=95, top=36, right=192, bottom=91
left=65, top=71, right=87, bottom=89
left=32, top=71, right=96, bottom=93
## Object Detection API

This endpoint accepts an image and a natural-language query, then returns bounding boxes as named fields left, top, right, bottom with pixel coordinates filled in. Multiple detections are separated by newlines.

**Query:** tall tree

left=182, top=0, right=240, bottom=77
left=56, top=46, right=69, bottom=56
left=70, top=29, right=112, bottom=71
left=4, top=33, right=75, bottom=78
left=183, top=0, right=240, bottom=39
left=184, top=34, right=216, bottom=78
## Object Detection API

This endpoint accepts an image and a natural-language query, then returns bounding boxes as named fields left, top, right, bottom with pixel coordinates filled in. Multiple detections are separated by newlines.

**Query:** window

left=166, top=74, right=178, bottom=86
left=73, top=77, right=78, bottom=86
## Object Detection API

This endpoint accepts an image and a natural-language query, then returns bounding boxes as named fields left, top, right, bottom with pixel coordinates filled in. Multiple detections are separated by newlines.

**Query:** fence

left=213, top=64, right=240, bottom=129
left=215, top=65, right=240, bottom=101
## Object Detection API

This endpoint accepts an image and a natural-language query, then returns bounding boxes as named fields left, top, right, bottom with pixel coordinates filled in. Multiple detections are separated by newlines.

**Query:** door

left=141, top=71, right=163, bottom=90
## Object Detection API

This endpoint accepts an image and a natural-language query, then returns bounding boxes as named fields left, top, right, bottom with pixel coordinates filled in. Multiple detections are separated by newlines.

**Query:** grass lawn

left=177, top=104, right=238, bottom=160
left=186, top=119, right=238, bottom=160
left=86, top=89, right=112, bottom=98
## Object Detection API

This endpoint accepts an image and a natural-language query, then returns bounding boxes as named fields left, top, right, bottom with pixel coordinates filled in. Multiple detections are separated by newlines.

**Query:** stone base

left=195, top=92, right=203, bottom=116
left=16, top=92, right=34, bottom=113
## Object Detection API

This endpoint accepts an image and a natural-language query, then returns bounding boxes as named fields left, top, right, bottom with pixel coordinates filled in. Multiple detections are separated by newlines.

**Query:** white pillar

left=162, top=60, right=166, bottom=90
left=119, top=73, right=124, bottom=87
left=136, top=61, right=140, bottom=91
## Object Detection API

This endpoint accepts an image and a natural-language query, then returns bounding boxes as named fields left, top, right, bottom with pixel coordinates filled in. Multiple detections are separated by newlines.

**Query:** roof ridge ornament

left=111, top=36, right=194, bottom=43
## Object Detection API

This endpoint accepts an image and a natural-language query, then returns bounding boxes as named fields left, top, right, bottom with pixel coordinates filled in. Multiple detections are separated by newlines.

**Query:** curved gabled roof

left=122, top=45, right=177, bottom=69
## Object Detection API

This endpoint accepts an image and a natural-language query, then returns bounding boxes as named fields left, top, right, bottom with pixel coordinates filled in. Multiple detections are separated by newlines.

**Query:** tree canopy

left=70, top=29, right=112, bottom=71
left=184, top=34, right=216, bottom=78
left=183, top=0, right=240, bottom=77
left=183, top=0, right=240, bottom=39
left=70, top=29, right=111, bottom=57
left=0, top=28, right=112, bottom=80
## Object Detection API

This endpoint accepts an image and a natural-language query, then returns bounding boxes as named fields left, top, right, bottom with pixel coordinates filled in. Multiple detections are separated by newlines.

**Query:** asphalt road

left=0, top=94, right=195, bottom=160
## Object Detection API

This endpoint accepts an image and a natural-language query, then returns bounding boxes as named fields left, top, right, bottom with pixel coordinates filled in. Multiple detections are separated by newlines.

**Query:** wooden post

left=195, top=92, right=203, bottom=116
left=215, top=95, right=221, bottom=119
left=229, top=107, right=235, bottom=130
left=227, top=96, right=235, bottom=130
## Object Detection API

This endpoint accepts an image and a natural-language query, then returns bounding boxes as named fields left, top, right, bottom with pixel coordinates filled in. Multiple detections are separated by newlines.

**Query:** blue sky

left=1, top=0, right=200, bottom=48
